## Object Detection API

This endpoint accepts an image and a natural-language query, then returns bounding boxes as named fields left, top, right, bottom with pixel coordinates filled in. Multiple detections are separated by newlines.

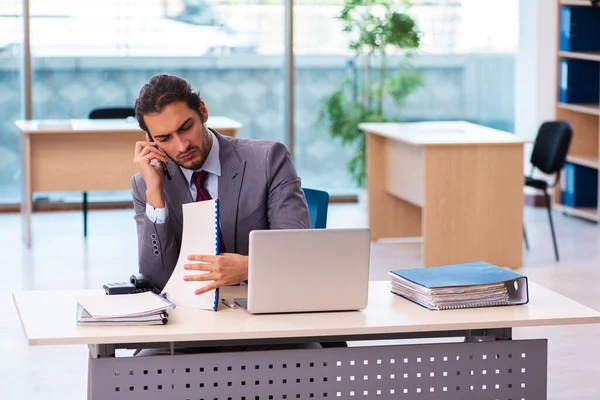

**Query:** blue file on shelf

left=561, top=162, right=598, bottom=208
left=560, top=6, right=600, bottom=52
left=559, top=59, right=600, bottom=104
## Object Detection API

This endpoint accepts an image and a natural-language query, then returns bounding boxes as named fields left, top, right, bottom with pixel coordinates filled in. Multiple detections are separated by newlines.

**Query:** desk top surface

left=15, top=116, right=242, bottom=134
left=13, top=281, right=600, bottom=346
left=358, top=121, right=526, bottom=146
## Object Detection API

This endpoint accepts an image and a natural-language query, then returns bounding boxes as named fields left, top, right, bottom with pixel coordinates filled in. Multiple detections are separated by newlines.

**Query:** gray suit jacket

left=131, top=130, right=311, bottom=290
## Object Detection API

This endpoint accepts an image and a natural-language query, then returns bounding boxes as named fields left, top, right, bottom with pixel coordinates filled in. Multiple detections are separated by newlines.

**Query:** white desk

left=14, top=281, right=600, bottom=400
left=15, top=117, right=242, bottom=247
left=359, top=121, right=527, bottom=268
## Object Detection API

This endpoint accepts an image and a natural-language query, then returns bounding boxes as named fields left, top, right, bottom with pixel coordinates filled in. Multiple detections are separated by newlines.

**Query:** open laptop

left=234, top=228, right=371, bottom=314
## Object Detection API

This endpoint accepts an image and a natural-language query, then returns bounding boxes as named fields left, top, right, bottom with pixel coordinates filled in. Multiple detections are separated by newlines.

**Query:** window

left=0, top=0, right=519, bottom=203
left=0, top=0, right=23, bottom=203
left=294, top=0, right=519, bottom=195
left=28, top=0, right=286, bottom=203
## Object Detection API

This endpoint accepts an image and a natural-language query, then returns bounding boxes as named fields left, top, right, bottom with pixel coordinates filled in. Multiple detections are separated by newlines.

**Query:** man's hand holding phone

left=134, top=133, right=169, bottom=208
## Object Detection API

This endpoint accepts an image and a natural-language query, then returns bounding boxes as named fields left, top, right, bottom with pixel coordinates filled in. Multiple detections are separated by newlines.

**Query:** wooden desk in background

left=16, top=117, right=242, bottom=247
left=359, top=121, right=526, bottom=269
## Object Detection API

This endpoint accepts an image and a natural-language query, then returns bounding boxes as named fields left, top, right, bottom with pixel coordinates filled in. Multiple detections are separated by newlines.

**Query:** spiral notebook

left=389, top=261, right=529, bottom=311
left=161, top=199, right=221, bottom=311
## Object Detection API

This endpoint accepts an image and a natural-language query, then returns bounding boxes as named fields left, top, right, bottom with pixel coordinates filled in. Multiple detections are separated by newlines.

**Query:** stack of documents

left=76, top=291, right=175, bottom=326
left=389, top=261, right=529, bottom=310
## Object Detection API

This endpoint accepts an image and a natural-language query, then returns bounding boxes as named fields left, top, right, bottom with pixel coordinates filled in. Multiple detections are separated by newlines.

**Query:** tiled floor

left=2, top=203, right=600, bottom=399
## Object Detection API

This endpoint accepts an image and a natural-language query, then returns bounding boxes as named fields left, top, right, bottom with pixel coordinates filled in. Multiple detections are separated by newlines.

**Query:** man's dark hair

left=135, top=74, right=203, bottom=133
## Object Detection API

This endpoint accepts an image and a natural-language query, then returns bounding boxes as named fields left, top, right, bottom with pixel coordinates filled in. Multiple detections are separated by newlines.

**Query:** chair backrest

left=302, top=188, right=329, bottom=229
left=530, top=121, right=573, bottom=175
left=88, top=107, right=135, bottom=120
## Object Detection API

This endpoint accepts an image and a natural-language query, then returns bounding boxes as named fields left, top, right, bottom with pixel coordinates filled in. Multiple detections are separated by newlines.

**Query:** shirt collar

left=180, top=130, right=221, bottom=187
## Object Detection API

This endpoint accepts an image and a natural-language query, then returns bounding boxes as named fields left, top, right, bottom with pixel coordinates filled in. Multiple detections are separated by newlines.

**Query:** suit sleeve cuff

left=146, top=203, right=169, bottom=224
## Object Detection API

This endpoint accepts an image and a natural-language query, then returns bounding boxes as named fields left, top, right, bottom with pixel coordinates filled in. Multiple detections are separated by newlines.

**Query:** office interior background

left=5, top=1, right=600, bottom=399
left=0, top=0, right=517, bottom=204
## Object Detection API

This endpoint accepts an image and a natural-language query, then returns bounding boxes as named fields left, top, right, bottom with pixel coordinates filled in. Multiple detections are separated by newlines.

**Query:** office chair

left=523, top=121, right=573, bottom=261
left=302, top=188, right=330, bottom=229
left=302, top=188, right=345, bottom=348
left=88, top=107, right=136, bottom=120
left=82, top=107, right=136, bottom=237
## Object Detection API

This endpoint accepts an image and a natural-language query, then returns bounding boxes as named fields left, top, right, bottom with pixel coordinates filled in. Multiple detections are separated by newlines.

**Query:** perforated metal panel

left=89, top=339, right=547, bottom=400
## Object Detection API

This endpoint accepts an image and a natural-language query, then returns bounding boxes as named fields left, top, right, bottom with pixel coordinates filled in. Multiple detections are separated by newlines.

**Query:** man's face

left=143, top=100, right=211, bottom=170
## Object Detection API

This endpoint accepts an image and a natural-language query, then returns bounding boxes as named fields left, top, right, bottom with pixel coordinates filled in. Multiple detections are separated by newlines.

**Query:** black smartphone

left=147, top=133, right=172, bottom=180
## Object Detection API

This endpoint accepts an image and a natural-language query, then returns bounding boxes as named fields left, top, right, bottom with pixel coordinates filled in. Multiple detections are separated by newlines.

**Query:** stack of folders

left=76, top=291, right=175, bottom=326
left=389, top=261, right=529, bottom=311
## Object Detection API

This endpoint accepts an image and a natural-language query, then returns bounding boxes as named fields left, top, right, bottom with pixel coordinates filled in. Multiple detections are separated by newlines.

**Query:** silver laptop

left=234, top=228, right=371, bottom=314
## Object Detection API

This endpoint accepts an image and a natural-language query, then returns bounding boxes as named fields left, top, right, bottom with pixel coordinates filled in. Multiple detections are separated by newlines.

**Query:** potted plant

left=322, top=0, right=422, bottom=188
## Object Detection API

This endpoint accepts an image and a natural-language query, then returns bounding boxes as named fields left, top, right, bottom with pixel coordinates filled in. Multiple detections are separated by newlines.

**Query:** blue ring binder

left=213, top=199, right=220, bottom=312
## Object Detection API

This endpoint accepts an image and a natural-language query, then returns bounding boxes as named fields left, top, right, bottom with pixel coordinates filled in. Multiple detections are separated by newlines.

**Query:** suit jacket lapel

left=215, top=130, right=246, bottom=253
left=163, top=159, right=192, bottom=229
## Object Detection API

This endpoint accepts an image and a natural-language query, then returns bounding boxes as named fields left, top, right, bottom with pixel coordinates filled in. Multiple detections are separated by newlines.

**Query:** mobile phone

left=147, top=134, right=172, bottom=180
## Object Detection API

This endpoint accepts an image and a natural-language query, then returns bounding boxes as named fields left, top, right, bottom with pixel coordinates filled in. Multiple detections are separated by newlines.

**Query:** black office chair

left=83, top=107, right=136, bottom=237
left=88, top=107, right=136, bottom=120
left=524, top=121, right=573, bottom=261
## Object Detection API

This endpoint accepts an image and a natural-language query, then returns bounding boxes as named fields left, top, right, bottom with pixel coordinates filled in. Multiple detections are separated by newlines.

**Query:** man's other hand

left=183, top=253, right=249, bottom=295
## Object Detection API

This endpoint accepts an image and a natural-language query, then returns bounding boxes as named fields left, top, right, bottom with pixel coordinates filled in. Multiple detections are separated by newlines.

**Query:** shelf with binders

left=554, top=0, right=600, bottom=222
left=552, top=151, right=599, bottom=221
left=553, top=154, right=600, bottom=223
left=553, top=101, right=599, bottom=221
left=552, top=108, right=599, bottom=221
left=557, top=1, right=600, bottom=146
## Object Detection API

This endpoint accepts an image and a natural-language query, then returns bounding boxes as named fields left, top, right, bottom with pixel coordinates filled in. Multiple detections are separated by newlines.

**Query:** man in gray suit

left=131, top=74, right=310, bottom=294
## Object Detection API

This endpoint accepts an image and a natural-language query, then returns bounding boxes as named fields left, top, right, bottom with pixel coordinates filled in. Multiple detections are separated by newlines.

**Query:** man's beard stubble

left=175, top=125, right=212, bottom=170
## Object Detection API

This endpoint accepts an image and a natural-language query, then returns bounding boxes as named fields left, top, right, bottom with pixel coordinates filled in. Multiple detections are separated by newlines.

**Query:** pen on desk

left=221, top=298, right=236, bottom=309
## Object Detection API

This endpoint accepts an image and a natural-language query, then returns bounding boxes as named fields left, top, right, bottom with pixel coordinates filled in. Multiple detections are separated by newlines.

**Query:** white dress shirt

left=146, top=131, right=221, bottom=223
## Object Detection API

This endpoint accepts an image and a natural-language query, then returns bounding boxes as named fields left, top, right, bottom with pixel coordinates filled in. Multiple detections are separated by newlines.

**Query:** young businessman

left=131, top=74, right=310, bottom=294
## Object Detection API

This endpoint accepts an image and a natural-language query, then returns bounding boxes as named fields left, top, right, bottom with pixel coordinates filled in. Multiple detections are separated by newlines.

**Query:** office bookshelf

left=554, top=0, right=600, bottom=222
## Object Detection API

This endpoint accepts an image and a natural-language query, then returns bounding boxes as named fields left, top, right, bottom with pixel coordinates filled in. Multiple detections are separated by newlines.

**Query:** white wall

left=515, top=0, right=558, bottom=173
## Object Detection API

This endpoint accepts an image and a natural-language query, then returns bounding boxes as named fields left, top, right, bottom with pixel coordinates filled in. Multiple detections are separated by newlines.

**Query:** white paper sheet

left=161, top=200, right=219, bottom=310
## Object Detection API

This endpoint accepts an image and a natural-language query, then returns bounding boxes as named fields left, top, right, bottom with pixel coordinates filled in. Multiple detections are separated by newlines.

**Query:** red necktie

left=192, top=171, right=226, bottom=253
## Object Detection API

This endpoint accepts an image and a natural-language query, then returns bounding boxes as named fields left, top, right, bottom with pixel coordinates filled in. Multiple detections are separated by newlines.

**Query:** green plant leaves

left=339, top=0, right=420, bottom=54
left=388, top=63, right=423, bottom=105
left=323, top=0, right=422, bottom=188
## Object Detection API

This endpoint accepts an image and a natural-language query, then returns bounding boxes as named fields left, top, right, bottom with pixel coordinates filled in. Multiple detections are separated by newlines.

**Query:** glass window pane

left=293, top=0, right=355, bottom=195
left=0, top=0, right=23, bottom=204
left=28, top=0, right=285, bottom=202
left=294, top=0, right=519, bottom=196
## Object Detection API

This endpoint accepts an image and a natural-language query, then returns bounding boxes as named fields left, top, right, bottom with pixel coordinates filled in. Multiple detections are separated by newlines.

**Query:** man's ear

left=199, top=100, right=209, bottom=123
